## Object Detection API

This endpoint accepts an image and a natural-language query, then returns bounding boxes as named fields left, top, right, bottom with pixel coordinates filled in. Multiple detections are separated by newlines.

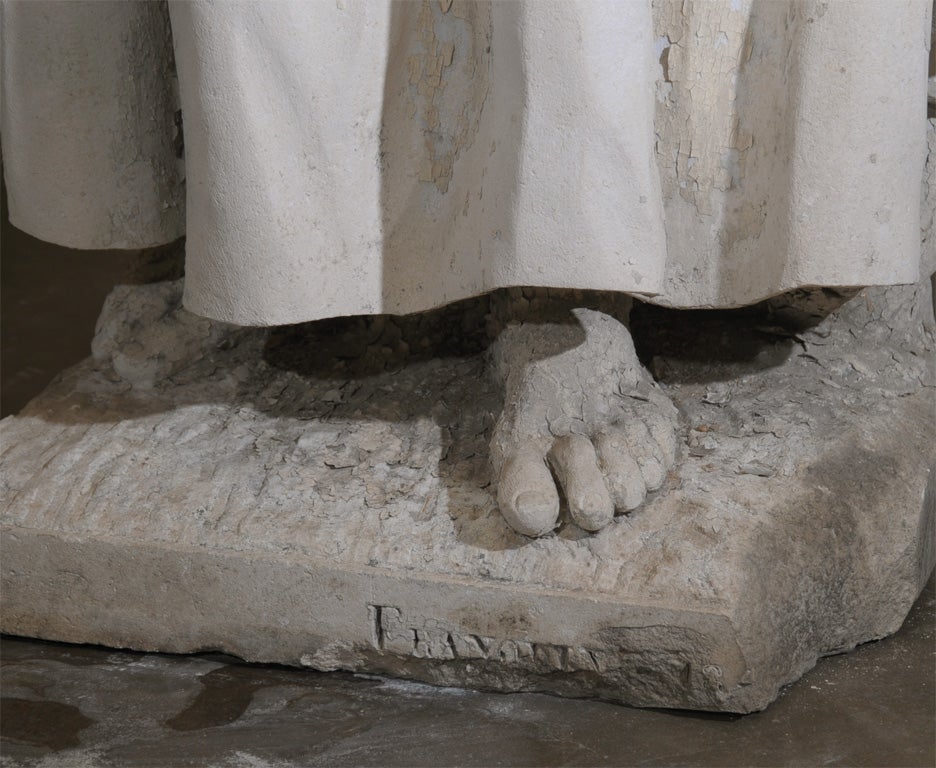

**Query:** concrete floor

left=2, top=190, right=935, bottom=766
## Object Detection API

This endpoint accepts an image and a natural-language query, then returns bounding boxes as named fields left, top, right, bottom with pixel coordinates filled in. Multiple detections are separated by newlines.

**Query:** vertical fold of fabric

left=175, top=0, right=667, bottom=325
left=652, top=0, right=929, bottom=308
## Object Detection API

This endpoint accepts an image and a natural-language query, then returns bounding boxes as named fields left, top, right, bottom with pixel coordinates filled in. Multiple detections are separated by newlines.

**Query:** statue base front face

left=1, top=280, right=933, bottom=713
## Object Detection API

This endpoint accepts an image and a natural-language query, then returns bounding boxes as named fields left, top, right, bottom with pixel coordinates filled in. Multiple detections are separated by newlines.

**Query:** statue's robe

left=2, top=1, right=932, bottom=325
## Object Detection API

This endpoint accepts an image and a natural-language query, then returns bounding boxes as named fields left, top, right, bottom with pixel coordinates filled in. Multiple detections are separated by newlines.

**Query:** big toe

left=497, top=444, right=560, bottom=537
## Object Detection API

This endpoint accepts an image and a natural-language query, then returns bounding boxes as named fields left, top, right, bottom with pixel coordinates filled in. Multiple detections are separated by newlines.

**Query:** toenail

left=512, top=491, right=559, bottom=536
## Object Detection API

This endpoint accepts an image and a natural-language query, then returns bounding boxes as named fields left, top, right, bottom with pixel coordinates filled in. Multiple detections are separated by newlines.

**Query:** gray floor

left=2, top=193, right=935, bottom=766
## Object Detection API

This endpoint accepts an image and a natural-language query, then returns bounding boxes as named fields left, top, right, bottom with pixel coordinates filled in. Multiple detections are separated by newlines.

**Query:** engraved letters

left=368, top=605, right=600, bottom=672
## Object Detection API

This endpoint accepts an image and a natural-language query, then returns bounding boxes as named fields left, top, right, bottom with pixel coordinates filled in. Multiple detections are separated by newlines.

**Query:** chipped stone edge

left=1, top=525, right=751, bottom=710
left=3, top=399, right=933, bottom=718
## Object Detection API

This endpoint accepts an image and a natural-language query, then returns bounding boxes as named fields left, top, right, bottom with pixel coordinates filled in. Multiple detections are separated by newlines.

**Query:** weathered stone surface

left=1, top=280, right=934, bottom=712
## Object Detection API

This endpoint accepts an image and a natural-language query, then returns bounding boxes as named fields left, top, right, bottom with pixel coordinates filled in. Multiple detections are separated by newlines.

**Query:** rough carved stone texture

left=1, top=278, right=934, bottom=712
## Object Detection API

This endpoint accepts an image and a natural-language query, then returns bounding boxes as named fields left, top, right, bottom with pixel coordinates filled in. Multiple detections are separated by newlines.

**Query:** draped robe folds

left=1, top=0, right=933, bottom=326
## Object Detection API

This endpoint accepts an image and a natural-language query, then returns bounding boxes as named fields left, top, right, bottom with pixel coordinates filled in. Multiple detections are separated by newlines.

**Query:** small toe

left=620, top=419, right=666, bottom=491
left=497, top=444, right=560, bottom=537
left=547, top=435, right=614, bottom=532
left=635, top=403, right=679, bottom=468
left=594, top=430, right=647, bottom=512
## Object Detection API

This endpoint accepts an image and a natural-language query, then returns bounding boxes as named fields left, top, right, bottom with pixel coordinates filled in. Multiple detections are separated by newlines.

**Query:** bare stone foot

left=488, top=293, right=680, bottom=537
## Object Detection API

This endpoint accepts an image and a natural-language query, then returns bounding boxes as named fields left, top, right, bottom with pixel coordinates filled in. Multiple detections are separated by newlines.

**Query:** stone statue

left=3, top=0, right=931, bottom=535
left=1, top=0, right=933, bottom=711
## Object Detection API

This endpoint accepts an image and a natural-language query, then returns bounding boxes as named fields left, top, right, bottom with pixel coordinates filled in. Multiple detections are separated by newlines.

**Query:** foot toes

left=636, top=403, right=679, bottom=468
left=547, top=435, right=614, bottom=532
left=594, top=430, right=647, bottom=512
left=619, top=419, right=667, bottom=491
left=497, top=444, right=560, bottom=537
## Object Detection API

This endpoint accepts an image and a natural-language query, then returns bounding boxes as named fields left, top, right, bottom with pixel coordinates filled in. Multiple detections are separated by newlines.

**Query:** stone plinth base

left=2, top=281, right=934, bottom=712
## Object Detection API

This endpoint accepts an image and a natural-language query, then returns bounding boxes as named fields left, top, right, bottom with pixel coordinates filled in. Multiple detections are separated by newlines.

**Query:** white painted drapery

left=2, top=1, right=932, bottom=325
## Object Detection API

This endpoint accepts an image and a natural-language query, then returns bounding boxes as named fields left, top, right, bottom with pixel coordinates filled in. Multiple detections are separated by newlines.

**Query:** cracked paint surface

left=400, top=0, right=490, bottom=193
left=653, top=0, right=755, bottom=215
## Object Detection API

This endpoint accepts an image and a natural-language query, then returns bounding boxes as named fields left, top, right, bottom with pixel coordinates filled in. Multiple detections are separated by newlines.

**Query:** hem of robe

left=2, top=0, right=931, bottom=327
